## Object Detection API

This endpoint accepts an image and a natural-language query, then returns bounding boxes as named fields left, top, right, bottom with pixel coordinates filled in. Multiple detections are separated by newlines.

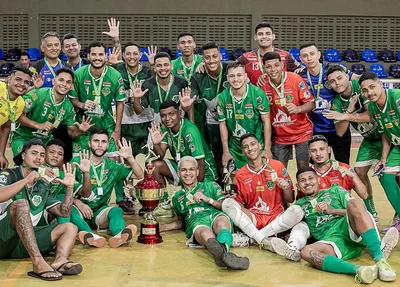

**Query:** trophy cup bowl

left=135, top=164, right=163, bottom=244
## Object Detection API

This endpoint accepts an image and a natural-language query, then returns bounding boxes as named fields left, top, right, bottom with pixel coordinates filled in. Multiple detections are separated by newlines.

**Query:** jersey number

left=41, top=107, right=48, bottom=117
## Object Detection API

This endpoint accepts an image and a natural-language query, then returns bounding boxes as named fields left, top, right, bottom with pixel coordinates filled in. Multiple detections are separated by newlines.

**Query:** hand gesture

left=322, top=110, right=346, bottom=121
left=43, top=166, right=56, bottom=179
left=222, top=151, right=234, bottom=167
left=0, top=154, right=9, bottom=170
left=338, top=166, right=354, bottom=178
left=144, top=46, right=157, bottom=65
left=261, top=149, right=272, bottom=159
left=149, top=122, right=168, bottom=145
left=37, top=121, right=53, bottom=131
left=73, top=150, right=91, bottom=173
left=26, top=171, right=40, bottom=185
left=75, top=116, right=94, bottom=132
left=195, top=62, right=205, bottom=73
left=116, top=137, right=133, bottom=159
left=256, top=75, right=266, bottom=87
left=108, top=46, right=122, bottom=65
left=316, top=202, right=332, bottom=214
left=32, top=72, right=44, bottom=89
left=83, top=100, right=96, bottom=111
left=179, top=87, right=196, bottom=112
left=54, top=163, right=76, bottom=188
left=130, top=80, right=148, bottom=98
left=193, top=191, right=209, bottom=203
left=75, top=200, right=93, bottom=219
left=102, top=18, right=120, bottom=39
left=286, top=103, right=301, bottom=114
left=276, top=177, right=291, bottom=190
left=348, top=93, right=360, bottom=113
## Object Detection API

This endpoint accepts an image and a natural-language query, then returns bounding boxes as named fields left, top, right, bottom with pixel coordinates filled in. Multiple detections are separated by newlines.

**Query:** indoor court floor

left=0, top=148, right=399, bottom=287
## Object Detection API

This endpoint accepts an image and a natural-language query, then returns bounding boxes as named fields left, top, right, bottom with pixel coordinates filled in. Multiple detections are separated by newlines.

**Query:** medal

left=91, top=161, right=105, bottom=196
left=175, top=153, right=181, bottom=162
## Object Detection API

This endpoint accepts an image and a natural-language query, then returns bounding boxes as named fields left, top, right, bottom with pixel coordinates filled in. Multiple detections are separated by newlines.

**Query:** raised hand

left=83, top=100, right=96, bottom=111
left=32, top=72, right=44, bottom=89
left=130, top=80, right=149, bottom=98
left=193, top=191, right=209, bottom=203
left=25, top=171, right=40, bottom=185
left=37, top=121, right=53, bottom=131
left=54, top=163, right=76, bottom=188
left=256, top=75, right=267, bottom=87
left=276, top=177, right=291, bottom=190
left=286, top=103, right=301, bottom=114
left=116, top=137, right=133, bottom=159
left=149, top=122, right=168, bottom=145
left=108, top=46, right=122, bottom=64
left=102, top=18, right=120, bottom=39
left=75, top=116, right=94, bottom=132
left=348, top=93, right=360, bottom=113
left=338, top=166, right=354, bottom=178
left=179, top=87, right=197, bottom=112
left=195, top=62, right=205, bottom=73
left=144, top=46, right=157, bottom=65
left=73, top=150, right=91, bottom=173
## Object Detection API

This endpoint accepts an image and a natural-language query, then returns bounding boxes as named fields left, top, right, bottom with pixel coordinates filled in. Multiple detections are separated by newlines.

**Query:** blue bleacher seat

left=379, top=49, right=396, bottom=63
left=140, top=48, right=149, bottom=61
left=195, top=48, right=203, bottom=55
left=343, top=49, right=359, bottom=62
left=232, top=48, right=246, bottom=60
left=81, top=48, right=89, bottom=58
left=6, top=49, right=22, bottom=61
left=219, top=48, right=230, bottom=61
left=0, top=49, right=3, bottom=60
left=0, top=63, right=15, bottom=76
left=159, top=47, right=173, bottom=59
left=389, top=64, right=400, bottom=78
left=370, top=64, right=388, bottom=78
left=60, top=52, right=68, bottom=61
left=26, top=48, right=41, bottom=61
left=324, top=48, right=341, bottom=62
left=289, top=48, right=300, bottom=62
left=351, top=64, right=366, bottom=75
left=175, top=49, right=182, bottom=59
left=361, top=49, right=378, bottom=62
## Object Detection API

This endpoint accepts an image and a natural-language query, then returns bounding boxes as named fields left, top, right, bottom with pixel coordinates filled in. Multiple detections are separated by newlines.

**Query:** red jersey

left=235, top=159, right=294, bottom=218
left=237, top=48, right=300, bottom=86
left=312, top=162, right=356, bottom=191
left=261, top=72, right=314, bottom=144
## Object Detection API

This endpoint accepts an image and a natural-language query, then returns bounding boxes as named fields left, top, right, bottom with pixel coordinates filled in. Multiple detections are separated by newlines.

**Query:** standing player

left=0, top=66, right=32, bottom=169
left=260, top=52, right=314, bottom=169
left=217, top=61, right=271, bottom=169
left=69, top=42, right=125, bottom=157
left=171, top=33, right=203, bottom=85
left=160, top=156, right=249, bottom=270
left=62, top=34, right=89, bottom=71
left=323, top=65, right=380, bottom=219
left=11, top=68, right=92, bottom=157
left=237, top=23, right=300, bottom=86
left=222, top=134, right=304, bottom=249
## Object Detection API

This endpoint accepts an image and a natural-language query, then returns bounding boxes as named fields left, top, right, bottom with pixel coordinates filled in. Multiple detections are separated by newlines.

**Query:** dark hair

left=240, top=133, right=258, bottom=145
left=308, top=134, right=328, bottom=146
left=202, top=42, right=219, bottom=51
left=296, top=166, right=317, bottom=179
left=13, top=139, right=45, bottom=166
left=46, top=139, right=66, bottom=150
left=226, top=61, right=244, bottom=72
left=41, top=31, right=60, bottom=45
left=299, top=42, right=318, bottom=51
left=154, top=52, right=171, bottom=62
left=358, top=72, right=379, bottom=85
left=123, top=42, right=140, bottom=53
left=255, top=23, right=274, bottom=34
left=88, top=42, right=106, bottom=54
left=55, top=67, right=74, bottom=80
left=11, top=66, right=33, bottom=77
left=159, top=100, right=179, bottom=111
left=21, top=51, right=30, bottom=59
left=325, top=65, right=346, bottom=78
left=263, top=52, right=281, bottom=64
left=177, top=32, right=194, bottom=41
left=62, top=33, right=79, bottom=46
left=90, top=126, right=109, bottom=139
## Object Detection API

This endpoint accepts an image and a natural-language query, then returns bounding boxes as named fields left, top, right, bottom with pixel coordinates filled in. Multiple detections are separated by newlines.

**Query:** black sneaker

left=206, top=238, right=226, bottom=267
left=222, top=252, right=250, bottom=270
left=116, top=197, right=135, bottom=214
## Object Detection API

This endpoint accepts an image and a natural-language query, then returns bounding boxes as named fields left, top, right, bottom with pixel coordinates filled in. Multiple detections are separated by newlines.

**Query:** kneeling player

left=160, top=156, right=249, bottom=270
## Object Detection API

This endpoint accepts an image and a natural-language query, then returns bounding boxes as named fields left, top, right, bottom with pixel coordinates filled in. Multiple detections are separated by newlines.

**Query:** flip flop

left=55, top=261, right=83, bottom=275
left=27, top=270, right=62, bottom=281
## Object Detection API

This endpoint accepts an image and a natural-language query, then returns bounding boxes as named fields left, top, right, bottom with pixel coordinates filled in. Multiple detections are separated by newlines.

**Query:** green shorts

left=0, top=205, right=56, bottom=259
left=185, top=212, right=232, bottom=241
left=385, top=145, right=400, bottom=173
left=78, top=205, right=113, bottom=231
left=121, top=122, right=151, bottom=156
left=72, top=133, right=118, bottom=157
left=355, top=139, right=382, bottom=168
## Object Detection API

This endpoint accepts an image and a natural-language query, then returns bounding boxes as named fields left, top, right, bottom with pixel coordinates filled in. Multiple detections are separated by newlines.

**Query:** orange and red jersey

left=312, top=162, right=356, bottom=191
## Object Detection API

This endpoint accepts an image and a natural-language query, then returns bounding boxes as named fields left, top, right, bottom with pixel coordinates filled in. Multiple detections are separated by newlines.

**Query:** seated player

left=274, top=167, right=397, bottom=284
left=0, top=139, right=82, bottom=281
left=160, top=156, right=249, bottom=270
left=71, top=127, right=144, bottom=247
left=222, top=133, right=304, bottom=250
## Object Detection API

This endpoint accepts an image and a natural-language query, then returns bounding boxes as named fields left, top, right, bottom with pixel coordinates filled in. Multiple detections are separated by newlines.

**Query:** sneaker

left=206, top=238, right=226, bottom=267
left=78, top=231, right=106, bottom=248
left=382, top=215, right=400, bottom=233
left=376, top=259, right=396, bottom=282
left=270, top=238, right=301, bottom=262
left=232, top=232, right=253, bottom=248
left=260, top=237, right=275, bottom=252
left=153, top=205, right=175, bottom=218
left=116, top=197, right=135, bottom=215
left=222, top=252, right=250, bottom=270
left=109, top=224, right=137, bottom=248
left=381, top=227, right=399, bottom=259
left=355, top=265, right=378, bottom=284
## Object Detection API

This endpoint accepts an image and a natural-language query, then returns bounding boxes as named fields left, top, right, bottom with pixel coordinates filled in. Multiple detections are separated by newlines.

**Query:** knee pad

left=222, top=198, right=252, bottom=227
left=291, top=221, right=310, bottom=238
left=279, top=205, right=304, bottom=229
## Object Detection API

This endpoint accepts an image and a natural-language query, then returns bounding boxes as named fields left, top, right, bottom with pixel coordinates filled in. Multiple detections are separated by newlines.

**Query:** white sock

left=260, top=205, right=304, bottom=237
left=287, top=222, right=310, bottom=250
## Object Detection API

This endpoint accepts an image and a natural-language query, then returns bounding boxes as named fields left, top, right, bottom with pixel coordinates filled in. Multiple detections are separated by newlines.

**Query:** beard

left=91, top=147, right=107, bottom=158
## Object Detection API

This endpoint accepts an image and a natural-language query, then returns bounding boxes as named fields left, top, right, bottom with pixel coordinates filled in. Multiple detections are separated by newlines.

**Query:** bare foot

left=32, top=257, right=62, bottom=279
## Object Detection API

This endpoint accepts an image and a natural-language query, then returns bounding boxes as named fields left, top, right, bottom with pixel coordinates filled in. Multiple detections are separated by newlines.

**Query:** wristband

left=208, top=198, right=214, bottom=205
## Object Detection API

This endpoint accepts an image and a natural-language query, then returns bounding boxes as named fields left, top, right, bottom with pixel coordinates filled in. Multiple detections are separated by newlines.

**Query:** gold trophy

left=135, top=143, right=163, bottom=244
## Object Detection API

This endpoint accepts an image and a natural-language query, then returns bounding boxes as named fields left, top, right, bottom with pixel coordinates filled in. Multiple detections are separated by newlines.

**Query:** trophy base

left=137, top=222, right=163, bottom=244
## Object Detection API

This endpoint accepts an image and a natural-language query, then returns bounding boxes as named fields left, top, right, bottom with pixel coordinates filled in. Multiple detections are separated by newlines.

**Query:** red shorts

left=250, top=211, right=279, bottom=230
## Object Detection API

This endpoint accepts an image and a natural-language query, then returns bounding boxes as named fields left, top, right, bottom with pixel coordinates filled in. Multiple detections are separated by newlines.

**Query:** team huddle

left=0, top=18, right=399, bottom=284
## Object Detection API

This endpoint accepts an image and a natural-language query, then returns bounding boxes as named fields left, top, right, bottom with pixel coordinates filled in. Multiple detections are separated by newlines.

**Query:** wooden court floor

left=0, top=149, right=399, bottom=287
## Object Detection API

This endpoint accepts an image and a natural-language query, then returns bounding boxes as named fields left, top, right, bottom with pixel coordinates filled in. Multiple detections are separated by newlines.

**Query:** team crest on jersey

left=25, top=98, right=33, bottom=109
left=0, top=174, right=7, bottom=184
left=102, top=87, right=111, bottom=96
left=185, top=134, right=192, bottom=142
left=299, top=82, right=306, bottom=90
left=172, top=95, right=179, bottom=102
left=72, top=143, right=81, bottom=153
left=245, top=109, right=254, bottom=119
left=31, top=195, right=42, bottom=207
left=285, top=94, right=293, bottom=103
left=267, top=181, right=275, bottom=190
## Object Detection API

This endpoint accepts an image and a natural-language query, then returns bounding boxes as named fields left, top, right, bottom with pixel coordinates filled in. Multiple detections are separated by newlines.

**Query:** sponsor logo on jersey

left=256, top=185, right=264, bottom=192
left=0, top=174, right=7, bottom=184
left=385, top=123, right=393, bottom=128
left=185, top=134, right=192, bottom=142
left=31, top=195, right=42, bottom=207
left=299, top=82, right=306, bottom=90
left=282, top=168, right=288, bottom=177
left=226, top=104, right=233, bottom=107
left=103, top=82, right=111, bottom=87
left=245, top=104, right=253, bottom=108
left=396, top=99, right=400, bottom=108
left=25, top=99, right=33, bottom=109
left=190, top=144, right=195, bottom=152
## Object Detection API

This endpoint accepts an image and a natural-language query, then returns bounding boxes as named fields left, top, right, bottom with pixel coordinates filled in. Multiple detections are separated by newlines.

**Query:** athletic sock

left=363, top=196, right=377, bottom=214
left=107, top=207, right=126, bottom=235
left=361, top=228, right=384, bottom=262
left=322, top=254, right=359, bottom=275
left=70, top=206, right=92, bottom=232
left=115, top=180, right=125, bottom=203
left=379, top=173, right=400, bottom=215
left=57, top=216, right=70, bottom=224
left=216, top=229, right=233, bottom=251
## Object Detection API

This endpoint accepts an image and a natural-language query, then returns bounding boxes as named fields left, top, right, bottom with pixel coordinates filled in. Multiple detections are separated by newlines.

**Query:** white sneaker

left=270, top=237, right=301, bottom=262
left=355, top=265, right=378, bottom=284
left=381, top=227, right=399, bottom=259
left=232, top=232, right=252, bottom=248
left=382, top=215, right=400, bottom=234
left=260, top=237, right=275, bottom=252
left=376, top=259, right=396, bottom=282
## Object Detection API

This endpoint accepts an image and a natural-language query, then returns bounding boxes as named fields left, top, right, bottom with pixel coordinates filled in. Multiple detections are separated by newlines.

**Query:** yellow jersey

left=0, top=82, right=25, bottom=126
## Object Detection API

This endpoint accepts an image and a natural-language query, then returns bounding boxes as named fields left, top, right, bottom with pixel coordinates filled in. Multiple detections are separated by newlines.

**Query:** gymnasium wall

left=1, top=0, right=400, bottom=53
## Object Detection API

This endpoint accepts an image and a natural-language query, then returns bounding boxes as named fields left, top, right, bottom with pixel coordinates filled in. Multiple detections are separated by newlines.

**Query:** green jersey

left=46, top=166, right=82, bottom=197
left=190, top=63, right=229, bottom=127
left=141, top=75, right=187, bottom=114
left=217, top=83, right=270, bottom=143
left=368, top=89, right=400, bottom=146
left=331, top=80, right=380, bottom=141
left=0, top=167, right=61, bottom=227
left=69, top=65, right=125, bottom=131
left=13, top=88, right=75, bottom=141
left=171, top=55, right=203, bottom=85
left=71, top=156, right=132, bottom=211
left=295, top=184, right=353, bottom=240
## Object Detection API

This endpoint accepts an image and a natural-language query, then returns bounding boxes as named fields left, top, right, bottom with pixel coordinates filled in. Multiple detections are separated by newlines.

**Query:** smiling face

left=264, top=58, right=284, bottom=83
left=41, top=36, right=61, bottom=60
left=300, top=45, right=321, bottom=70
left=88, top=46, right=107, bottom=69
left=154, top=57, right=172, bottom=79
left=7, top=71, right=31, bottom=97
left=177, top=35, right=196, bottom=57
left=254, top=27, right=275, bottom=49
left=52, top=72, right=74, bottom=96
left=360, top=78, right=384, bottom=103
left=124, top=45, right=141, bottom=68
left=296, top=171, right=320, bottom=196
left=23, top=145, right=46, bottom=168
left=178, top=159, right=199, bottom=186
left=203, top=48, right=222, bottom=73
left=62, top=37, right=81, bottom=60
left=227, top=66, right=247, bottom=90
left=241, top=136, right=262, bottom=161
left=46, top=144, right=64, bottom=168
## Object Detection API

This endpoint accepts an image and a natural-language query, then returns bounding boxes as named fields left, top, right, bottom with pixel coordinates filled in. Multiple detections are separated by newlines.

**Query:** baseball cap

left=13, top=139, right=45, bottom=166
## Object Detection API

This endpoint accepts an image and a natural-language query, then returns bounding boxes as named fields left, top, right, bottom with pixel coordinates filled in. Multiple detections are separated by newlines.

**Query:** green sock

left=57, top=216, right=70, bottom=224
left=321, top=254, right=359, bottom=275
left=115, top=180, right=125, bottom=202
left=216, top=229, right=233, bottom=252
left=379, top=173, right=400, bottom=215
left=361, top=228, right=384, bottom=262
left=107, top=207, right=126, bottom=235
left=363, top=196, right=377, bottom=215
left=70, top=206, right=92, bottom=232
